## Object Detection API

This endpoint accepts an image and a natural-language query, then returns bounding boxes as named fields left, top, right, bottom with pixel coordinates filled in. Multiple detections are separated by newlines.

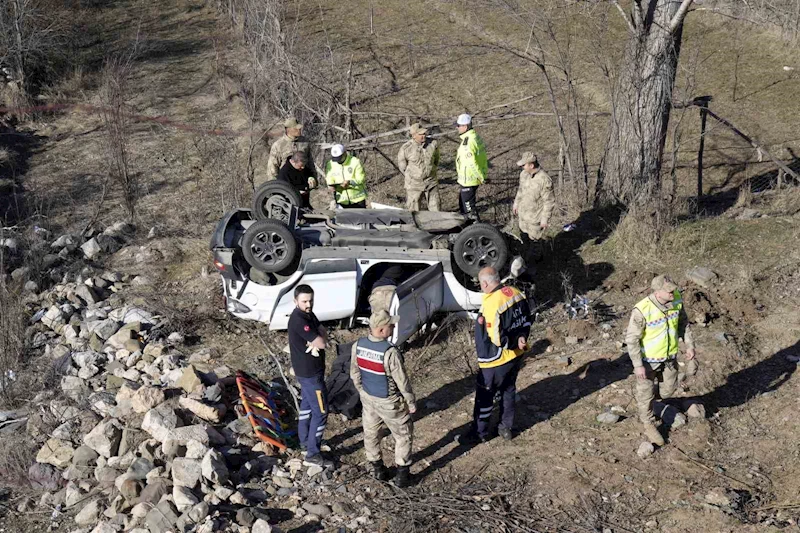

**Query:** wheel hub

left=251, top=231, right=287, bottom=266
left=463, top=236, right=497, bottom=267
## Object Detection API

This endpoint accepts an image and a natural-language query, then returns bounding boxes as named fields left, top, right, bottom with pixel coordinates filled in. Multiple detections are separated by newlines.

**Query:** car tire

left=252, top=181, right=302, bottom=223
left=241, top=220, right=298, bottom=274
left=453, top=223, right=509, bottom=277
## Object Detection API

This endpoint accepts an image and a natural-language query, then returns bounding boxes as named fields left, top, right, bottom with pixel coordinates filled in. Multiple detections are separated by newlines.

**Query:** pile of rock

left=6, top=221, right=170, bottom=294
left=20, top=267, right=374, bottom=532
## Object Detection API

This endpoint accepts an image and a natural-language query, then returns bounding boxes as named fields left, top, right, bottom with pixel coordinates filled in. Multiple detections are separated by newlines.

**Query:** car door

left=269, top=259, right=358, bottom=329
left=390, top=262, right=444, bottom=345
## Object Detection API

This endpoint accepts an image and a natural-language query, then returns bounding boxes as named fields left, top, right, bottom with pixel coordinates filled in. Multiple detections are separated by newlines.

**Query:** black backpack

left=325, top=342, right=362, bottom=420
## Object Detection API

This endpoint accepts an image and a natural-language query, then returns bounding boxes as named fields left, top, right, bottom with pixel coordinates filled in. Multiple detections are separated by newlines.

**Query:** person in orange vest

left=459, top=266, right=531, bottom=444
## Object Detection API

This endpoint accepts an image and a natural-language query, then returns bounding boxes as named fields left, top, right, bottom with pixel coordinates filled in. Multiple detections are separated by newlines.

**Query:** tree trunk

left=600, top=0, right=687, bottom=207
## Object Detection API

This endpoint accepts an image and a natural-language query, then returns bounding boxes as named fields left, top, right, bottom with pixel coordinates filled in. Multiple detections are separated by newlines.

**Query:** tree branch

left=612, top=0, right=637, bottom=34
left=632, top=0, right=643, bottom=28
left=670, top=0, right=695, bottom=32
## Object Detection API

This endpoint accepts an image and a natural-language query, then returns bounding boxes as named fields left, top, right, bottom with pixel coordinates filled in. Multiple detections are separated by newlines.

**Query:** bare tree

left=598, top=0, right=695, bottom=208
left=99, top=47, right=137, bottom=220
left=440, top=0, right=596, bottom=207
left=0, top=0, right=68, bottom=101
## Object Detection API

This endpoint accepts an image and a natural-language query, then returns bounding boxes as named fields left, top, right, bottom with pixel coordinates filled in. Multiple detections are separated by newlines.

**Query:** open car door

left=390, top=263, right=444, bottom=345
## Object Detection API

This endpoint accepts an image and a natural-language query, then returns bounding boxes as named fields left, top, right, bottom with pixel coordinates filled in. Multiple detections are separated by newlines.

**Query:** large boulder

left=83, top=419, right=122, bottom=458
left=74, top=285, right=98, bottom=306
left=35, top=438, right=74, bottom=468
left=171, top=458, right=202, bottom=488
left=173, top=485, right=199, bottom=513
left=141, top=403, right=180, bottom=442
left=175, top=366, right=203, bottom=394
left=131, top=387, right=166, bottom=414
left=28, top=462, right=62, bottom=490
left=201, top=449, right=229, bottom=485
left=85, top=319, right=120, bottom=340
left=145, top=500, right=179, bottom=533
left=686, top=266, right=718, bottom=289
left=81, top=238, right=102, bottom=260
left=106, top=324, right=139, bottom=351
left=168, top=424, right=225, bottom=447
left=60, top=376, right=90, bottom=402
left=138, top=478, right=171, bottom=506
left=42, top=305, right=66, bottom=330
left=74, top=498, right=103, bottom=526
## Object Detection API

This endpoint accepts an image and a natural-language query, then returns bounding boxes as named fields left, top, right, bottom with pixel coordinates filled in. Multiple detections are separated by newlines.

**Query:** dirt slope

left=3, top=0, right=800, bottom=531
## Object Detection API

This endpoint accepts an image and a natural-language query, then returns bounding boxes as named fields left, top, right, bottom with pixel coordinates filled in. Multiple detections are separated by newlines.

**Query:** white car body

left=222, top=246, right=483, bottom=344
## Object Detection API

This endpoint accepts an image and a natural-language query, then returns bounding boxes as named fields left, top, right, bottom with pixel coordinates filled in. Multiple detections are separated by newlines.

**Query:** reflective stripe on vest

left=356, top=338, right=393, bottom=398
left=478, top=286, right=528, bottom=368
left=634, top=290, right=682, bottom=363
left=326, top=155, right=368, bottom=205
left=455, top=129, right=487, bottom=187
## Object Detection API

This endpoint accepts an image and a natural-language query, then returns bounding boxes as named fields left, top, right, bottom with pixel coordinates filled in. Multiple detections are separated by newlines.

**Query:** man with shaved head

left=460, top=267, right=532, bottom=444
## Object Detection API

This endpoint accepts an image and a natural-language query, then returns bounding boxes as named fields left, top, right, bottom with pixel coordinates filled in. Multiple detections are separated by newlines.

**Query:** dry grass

left=0, top=433, right=37, bottom=488
left=0, top=279, right=27, bottom=407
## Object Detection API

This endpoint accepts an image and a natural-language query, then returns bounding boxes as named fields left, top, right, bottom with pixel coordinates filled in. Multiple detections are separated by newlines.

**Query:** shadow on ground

left=689, top=151, right=800, bottom=218
left=695, top=340, right=799, bottom=413
left=0, top=124, right=45, bottom=225
left=412, top=347, right=631, bottom=482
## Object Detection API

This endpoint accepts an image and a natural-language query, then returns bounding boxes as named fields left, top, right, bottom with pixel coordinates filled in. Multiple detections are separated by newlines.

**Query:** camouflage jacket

left=513, top=169, right=555, bottom=238
left=266, top=134, right=313, bottom=182
left=397, top=139, right=440, bottom=192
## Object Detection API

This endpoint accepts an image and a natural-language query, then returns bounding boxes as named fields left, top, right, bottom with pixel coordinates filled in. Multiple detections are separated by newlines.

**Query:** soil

left=1, top=0, right=800, bottom=532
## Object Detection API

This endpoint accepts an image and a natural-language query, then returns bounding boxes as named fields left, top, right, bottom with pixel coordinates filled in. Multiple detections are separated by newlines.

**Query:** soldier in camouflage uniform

left=350, top=310, right=416, bottom=488
left=397, top=123, right=440, bottom=211
left=512, top=152, right=555, bottom=262
left=262, top=117, right=313, bottom=186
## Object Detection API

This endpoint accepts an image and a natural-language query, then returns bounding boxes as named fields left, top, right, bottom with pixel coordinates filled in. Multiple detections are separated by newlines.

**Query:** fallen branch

left=675, top=447, right=761, bottom=491
left=255, top=325, right=300, bottom=413
left=684, top=103, right=799, bottom=181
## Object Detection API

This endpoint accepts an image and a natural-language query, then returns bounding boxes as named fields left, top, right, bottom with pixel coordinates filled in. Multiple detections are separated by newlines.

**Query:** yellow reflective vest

left=325, top=154, right=368, bottom=205
left=455, top=129, right=488, bottom=187
left=477, top=285, right=531, bottom=369
left=634, top=291, right=682, bottom=362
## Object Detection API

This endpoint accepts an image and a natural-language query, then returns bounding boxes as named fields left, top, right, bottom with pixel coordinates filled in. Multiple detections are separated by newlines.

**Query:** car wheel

left=241, top=220, right=298, bottom=274
left=453, top=223, right=509, bottom=277
left=252, top=181, right=302, bottom=223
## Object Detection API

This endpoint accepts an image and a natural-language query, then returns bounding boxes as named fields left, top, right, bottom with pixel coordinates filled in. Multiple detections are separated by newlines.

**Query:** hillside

left=0, top=0, right=799, bottom=532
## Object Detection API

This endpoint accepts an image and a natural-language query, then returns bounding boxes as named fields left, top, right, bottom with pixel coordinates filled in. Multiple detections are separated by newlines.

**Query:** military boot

left=370, top=461, right=389, bottom=481
left=391, top=465, right=411, bottom=488
left=643, top=423, right=665, bottom=446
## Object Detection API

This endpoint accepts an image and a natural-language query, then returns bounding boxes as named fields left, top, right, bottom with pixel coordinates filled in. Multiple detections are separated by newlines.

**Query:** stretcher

left=235, top=371, right=296, bottom=451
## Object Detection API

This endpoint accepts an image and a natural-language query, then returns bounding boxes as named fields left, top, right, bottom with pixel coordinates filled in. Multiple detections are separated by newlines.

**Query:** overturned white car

left=210, top=182, right=519, bottom=344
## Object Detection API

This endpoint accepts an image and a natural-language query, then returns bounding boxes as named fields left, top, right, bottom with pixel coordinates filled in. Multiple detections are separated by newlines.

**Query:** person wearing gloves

left=325, top=144, right=368, bottom=209
left=454, top=113, right=488, bottom=219
left=288, top=285, right=333, bottom=468
left=277, top=151, right=317, bottom=209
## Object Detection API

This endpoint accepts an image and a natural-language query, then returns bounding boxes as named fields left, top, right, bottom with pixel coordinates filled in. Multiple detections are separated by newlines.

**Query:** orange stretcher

left=235, top=371, right=296, bottom=451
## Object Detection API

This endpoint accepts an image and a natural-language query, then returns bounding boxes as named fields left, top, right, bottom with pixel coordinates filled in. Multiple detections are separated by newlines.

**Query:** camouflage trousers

left=361, top=394, right=413, bottom=467
left=406, top=185, right=440, bottom=212
left=505, top=216, right=544, bottom=265
left=635, top=359, right=679, bottom=424
left=368, top=285, right=395, bottom=313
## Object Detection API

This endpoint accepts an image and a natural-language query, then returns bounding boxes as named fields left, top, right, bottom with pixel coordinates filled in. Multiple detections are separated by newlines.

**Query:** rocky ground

left=1, top=0, right=800, bottom=532
left=1, top=226, right=384, bottom=532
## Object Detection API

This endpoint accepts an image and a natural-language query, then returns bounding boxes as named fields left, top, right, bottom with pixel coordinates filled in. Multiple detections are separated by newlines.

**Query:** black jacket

left=277, top=156, right=314, bottom=195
